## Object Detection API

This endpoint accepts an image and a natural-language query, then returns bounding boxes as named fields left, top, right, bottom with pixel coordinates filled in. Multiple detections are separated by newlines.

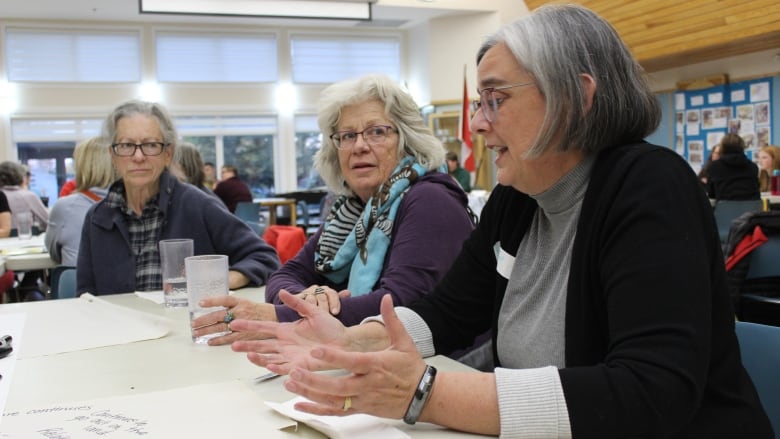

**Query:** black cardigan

left=409, top=143, right=772, bottom=438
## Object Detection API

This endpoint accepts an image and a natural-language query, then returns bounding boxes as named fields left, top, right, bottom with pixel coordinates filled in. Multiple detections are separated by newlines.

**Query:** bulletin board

left=674, top=77, right=774, bottom=174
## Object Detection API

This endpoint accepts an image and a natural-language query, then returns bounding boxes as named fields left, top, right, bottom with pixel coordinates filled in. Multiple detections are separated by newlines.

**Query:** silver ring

left=314, top=287, right=325, bottom=295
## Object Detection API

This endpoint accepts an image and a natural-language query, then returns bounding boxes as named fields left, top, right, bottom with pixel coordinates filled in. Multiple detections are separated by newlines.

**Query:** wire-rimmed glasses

left=472, top=81, right=535, bottom=123
left=329, top=125, right=396, bottom=149
left=111, top=142, right=167, bottom=157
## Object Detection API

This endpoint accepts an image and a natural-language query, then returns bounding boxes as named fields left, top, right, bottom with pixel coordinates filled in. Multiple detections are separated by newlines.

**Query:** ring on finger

left=314, top=287, right=325, bottom=295
left=343, top=396, right=352, bottom=411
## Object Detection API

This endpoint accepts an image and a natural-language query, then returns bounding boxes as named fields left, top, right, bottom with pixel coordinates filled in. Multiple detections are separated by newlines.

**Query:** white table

left=0, top=289, right=482, bottom=438
left=0, top=235, right=57, bottom=272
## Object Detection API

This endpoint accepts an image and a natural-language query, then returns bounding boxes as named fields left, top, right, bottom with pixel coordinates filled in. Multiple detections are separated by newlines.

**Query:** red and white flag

left=458, top=66, right=476, bottom=173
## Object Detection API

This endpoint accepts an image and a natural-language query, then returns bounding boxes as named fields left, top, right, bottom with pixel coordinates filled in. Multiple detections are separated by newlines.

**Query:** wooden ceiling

left=523, top=0, right=780, bottom=72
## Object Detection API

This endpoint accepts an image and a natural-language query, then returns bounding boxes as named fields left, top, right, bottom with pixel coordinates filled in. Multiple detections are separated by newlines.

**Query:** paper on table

left=0, top=380, right=296, bottom=438
left=135, top=290, right=235, bottom=305
left=0, top=313, right=26, bottom=428
left=266, top=396, right=410, bottom=439
left=12, top=293, right=172, bottom=358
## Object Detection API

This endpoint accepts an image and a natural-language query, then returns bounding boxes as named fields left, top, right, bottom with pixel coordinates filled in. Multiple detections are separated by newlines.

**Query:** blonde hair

left=75, top=137, right=115, bottom=191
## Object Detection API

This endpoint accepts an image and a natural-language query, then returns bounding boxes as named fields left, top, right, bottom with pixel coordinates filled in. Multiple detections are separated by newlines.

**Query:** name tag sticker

left=494, top=242, right=514, bottom=279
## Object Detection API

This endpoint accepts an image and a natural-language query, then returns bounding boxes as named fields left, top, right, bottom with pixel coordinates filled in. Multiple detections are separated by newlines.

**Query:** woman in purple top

left=192, top=74, right=475, bottom=345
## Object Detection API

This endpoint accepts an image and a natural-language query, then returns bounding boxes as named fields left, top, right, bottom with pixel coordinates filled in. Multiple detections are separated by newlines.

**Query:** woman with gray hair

left=231, top=5, right=771, bottom=438
left=192, top=74, right=474, bottom=345
left=77, top=100, right=280, bottom=295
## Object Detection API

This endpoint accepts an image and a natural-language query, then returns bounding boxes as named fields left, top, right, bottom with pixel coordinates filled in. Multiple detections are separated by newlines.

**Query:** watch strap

left=403, top=364, right=437, bottom=425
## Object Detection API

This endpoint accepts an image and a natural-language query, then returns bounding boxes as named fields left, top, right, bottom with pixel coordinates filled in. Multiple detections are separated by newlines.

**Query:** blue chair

left=245, top=220, right=266, bottom=237
left=49, top=265, right=77, bottom=299
left=234, top=201, right=261, bottom=223
left=714, top=199, right=764, bottom=243
left=735, top=321, right=780, bottom=438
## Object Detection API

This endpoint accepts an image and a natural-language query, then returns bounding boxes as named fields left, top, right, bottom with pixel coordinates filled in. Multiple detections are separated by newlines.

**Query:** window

left=291, top=34, right=400, bottom=83
left=6, top=28, right=141, bottom=82
left=176, top=115, right=277, bottom=197
left=156, top=32, right=278, bottom=82
left=12, top=118, right=103, bottom=203
left=295, top=115, right=324, bottom=190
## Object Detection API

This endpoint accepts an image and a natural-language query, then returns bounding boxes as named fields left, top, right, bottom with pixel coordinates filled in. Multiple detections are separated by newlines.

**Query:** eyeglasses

left=472, top=81, right=535, bottom=123
left=111, top=142, right=167, bottom=157
left=329, top=125, right=396, bottom=149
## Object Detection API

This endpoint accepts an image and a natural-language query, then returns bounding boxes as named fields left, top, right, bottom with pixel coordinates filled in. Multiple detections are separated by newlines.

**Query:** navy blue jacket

left=77, top=171, right=280, bottom=295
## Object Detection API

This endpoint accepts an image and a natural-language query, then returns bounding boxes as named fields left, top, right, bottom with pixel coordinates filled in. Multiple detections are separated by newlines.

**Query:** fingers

left=228, top=318, right=278, bottom=336
left=198, top=295, right=237, bottom=308
left=285, top=368, right=354, bottom=415
left=379, top=294, right=416, bottom=351
left=279, top=289, right=321, bottom=318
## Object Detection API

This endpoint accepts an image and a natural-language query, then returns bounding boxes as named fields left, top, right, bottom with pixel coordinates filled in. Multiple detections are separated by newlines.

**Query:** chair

left=234, top=201, right=261, bottom=223
left=734, top=321, right=780, bottom=438
left=263, top=225, right=306, bottom=264
left=49, top=265, right=77, bottom=299
left=245, top=220, right=266, bottom=237
left=739, top=236, right=780, bottom=326
left=713, top=199, right=764, bottom=243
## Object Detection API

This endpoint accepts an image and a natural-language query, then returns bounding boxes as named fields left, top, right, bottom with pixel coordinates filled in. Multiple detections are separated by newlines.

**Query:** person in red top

left=213, top=165, right=252, bottom=213
left=59, top=179, right=77, bottom=197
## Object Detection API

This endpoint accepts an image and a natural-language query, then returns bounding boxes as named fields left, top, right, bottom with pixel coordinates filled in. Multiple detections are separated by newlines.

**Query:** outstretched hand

left=230, top=289, right=350, bottom=374
left=283, top=294, right=428, bottom=419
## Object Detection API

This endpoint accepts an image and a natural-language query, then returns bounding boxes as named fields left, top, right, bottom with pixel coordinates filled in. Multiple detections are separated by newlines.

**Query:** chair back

left=263, top=225, right=306, bottom=264
left=747, top=237, right=780, bottom=279
left=49, top=265, right=77, bottom=299
left=234, top=201, right=261, bottom=223
left=714, top=199, right=764, bottom=243
left=735, top=321, right=780, bottom=438
left=245, top=220, right=266, bottom=237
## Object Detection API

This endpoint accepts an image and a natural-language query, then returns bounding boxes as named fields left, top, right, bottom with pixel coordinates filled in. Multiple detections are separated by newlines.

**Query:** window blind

left=156, top=32, right=278, bottom=83
left=291, top=35, right=400, bottom=84
left=5, top=28, right=141, bottom=82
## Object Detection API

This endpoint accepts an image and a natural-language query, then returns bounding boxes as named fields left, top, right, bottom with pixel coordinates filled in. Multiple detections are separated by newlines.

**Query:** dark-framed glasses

left=472, top=81, right=535, bottom=123
left=111, top=142, right=167, bottom=157
left=329, top=125, right=396, bottom=149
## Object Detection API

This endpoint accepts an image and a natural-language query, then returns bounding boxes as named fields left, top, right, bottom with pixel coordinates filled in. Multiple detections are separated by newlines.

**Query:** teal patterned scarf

left=314, top=156, right=427, bottom=295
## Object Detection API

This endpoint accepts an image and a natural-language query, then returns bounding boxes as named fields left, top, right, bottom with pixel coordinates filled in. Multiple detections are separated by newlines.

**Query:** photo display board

left=674, top=77, right=773, bottom=174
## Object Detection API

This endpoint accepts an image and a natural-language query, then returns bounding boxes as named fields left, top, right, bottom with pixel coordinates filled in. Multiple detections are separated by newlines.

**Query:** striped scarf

left=314, top=156, right=427, bottom=295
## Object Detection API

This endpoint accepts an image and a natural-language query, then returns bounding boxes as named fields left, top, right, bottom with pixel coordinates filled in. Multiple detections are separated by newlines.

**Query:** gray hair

left=0, top=161, right=25, bottom=186
left=314, top=74, right=445, bottom=195
left=101, top=99, right=178, bottom=157
left=477, top=4, right=660, bottom=157
left=174, top=141, right=206, bottom=187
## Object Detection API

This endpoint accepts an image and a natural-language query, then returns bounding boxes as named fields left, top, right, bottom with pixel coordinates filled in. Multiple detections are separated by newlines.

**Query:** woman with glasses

left=77, top=100, right=280, bottom=295
left=229, top=5, right=771, bottom=438
left=191, top=74, right=475, bottom=346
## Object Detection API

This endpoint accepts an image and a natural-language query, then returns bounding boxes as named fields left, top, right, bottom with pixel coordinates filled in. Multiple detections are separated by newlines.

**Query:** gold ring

left=342, top=396, right=352, bottom=411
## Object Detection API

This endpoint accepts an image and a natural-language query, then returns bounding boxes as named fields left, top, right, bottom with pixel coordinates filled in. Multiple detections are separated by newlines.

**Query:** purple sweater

left=266, top=172, right=474, bottom=325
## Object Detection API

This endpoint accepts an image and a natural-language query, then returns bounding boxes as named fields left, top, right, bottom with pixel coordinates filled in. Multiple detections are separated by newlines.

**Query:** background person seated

left=706, top=133, right=760, bottom=201
left=757, top=144, right=780, bottom=193
left=445, top=151, right=471, bottom=192
left=45, top=136, right=115, bottom=267
left=213, top=164, right=252, bottom=213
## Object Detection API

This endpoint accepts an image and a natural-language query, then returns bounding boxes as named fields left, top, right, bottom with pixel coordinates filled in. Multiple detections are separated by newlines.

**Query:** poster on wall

left=675, top=77, right=774, bottom=171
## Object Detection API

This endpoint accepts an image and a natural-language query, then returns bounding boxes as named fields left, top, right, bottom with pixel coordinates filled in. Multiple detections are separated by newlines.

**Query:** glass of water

left=159, top=239, right=193, bottom=307
left=186, top=254, right=229, bottom=344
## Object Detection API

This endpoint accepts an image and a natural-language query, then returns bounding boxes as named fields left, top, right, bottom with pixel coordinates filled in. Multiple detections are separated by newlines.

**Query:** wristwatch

left=403, top=365, right=437, bottom=425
